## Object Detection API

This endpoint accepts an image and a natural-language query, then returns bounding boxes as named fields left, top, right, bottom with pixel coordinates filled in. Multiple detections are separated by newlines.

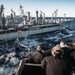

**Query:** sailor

left=31, top=45, right=44, bottom=63
left=41, top=45, right=67, bottom=75
left=59, top=41, right=71, bottom=58
left=67, top=44, right=75, bottom=68
left=59, top=41, right=72, bottom=74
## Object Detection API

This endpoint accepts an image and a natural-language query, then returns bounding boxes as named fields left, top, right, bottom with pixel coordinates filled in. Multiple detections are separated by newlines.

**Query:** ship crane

left=11, top=9, right=16, bottom=23
left=52, top=9, right=58, bottom=23
left=54, top=9, right=58, bottom=22
left=40, top=10, right=45, bottom=23
left=25, top=11, right=31, bottom=22
left=19, top=5, right=25, bottom=17
left=55, top=9, right=58, bottom=17
left=11, top=9, right=16, bottom=17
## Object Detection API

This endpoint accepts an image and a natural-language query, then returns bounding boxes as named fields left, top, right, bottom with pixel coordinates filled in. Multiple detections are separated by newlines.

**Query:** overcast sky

left=0, top=0, right=75, bottom=17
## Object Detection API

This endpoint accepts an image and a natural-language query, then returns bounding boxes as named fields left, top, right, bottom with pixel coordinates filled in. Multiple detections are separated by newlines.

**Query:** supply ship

left=0, top=4, right=72, bottom=41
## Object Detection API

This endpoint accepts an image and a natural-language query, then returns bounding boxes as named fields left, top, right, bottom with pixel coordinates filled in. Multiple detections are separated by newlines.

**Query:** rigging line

left=16, top=38, right=31, bottom=52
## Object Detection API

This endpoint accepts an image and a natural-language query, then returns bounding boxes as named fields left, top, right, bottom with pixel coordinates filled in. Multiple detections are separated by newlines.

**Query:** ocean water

left=0, top=19, right=75, bottom=75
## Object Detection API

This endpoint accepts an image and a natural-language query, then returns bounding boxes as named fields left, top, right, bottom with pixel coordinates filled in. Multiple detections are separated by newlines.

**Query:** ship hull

left=0, top=24, right=60, bottom=41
